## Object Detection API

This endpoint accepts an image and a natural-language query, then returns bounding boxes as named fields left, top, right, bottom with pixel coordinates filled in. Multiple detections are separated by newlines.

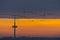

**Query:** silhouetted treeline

left=0, top=37, right=60, bottom=40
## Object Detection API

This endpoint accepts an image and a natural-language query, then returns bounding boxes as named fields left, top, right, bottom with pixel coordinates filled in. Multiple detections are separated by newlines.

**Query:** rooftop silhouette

left=0, top=37, right=60, bottom=40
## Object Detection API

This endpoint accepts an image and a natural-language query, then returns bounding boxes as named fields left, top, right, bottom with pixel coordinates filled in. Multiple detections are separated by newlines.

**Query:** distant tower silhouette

left=12, top=16, right=17, bottom=40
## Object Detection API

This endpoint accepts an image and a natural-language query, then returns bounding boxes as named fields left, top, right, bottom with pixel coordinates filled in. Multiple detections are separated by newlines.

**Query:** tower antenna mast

left=12, top=16, right=17, bottom=40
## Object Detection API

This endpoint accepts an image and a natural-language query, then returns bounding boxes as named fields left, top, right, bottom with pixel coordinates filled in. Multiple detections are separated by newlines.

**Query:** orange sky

left=0, top=18, right=60, bottom=37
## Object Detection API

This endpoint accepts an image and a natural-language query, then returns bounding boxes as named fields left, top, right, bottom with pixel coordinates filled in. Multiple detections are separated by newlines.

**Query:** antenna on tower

left=12, top=15, right=17, bottom=40
left=43, top=8, right=47, bottom=18
left=43, top=8, right=45, bottom=16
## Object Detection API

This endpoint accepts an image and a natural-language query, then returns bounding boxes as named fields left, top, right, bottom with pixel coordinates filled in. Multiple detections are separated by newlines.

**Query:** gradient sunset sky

left=0, top=18, right=60, bottom=37
left=0, top=0, right=60, bottom=38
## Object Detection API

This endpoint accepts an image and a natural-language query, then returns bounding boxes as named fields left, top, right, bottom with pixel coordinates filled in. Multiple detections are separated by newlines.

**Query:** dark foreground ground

left=0, top=37, right=60, bottom=40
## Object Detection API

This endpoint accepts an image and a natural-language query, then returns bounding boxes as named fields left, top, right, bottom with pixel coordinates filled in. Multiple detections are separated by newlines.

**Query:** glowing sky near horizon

left=0, top=0, right=60, bottom=38
left=0, top=18, right=60, bottom=37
